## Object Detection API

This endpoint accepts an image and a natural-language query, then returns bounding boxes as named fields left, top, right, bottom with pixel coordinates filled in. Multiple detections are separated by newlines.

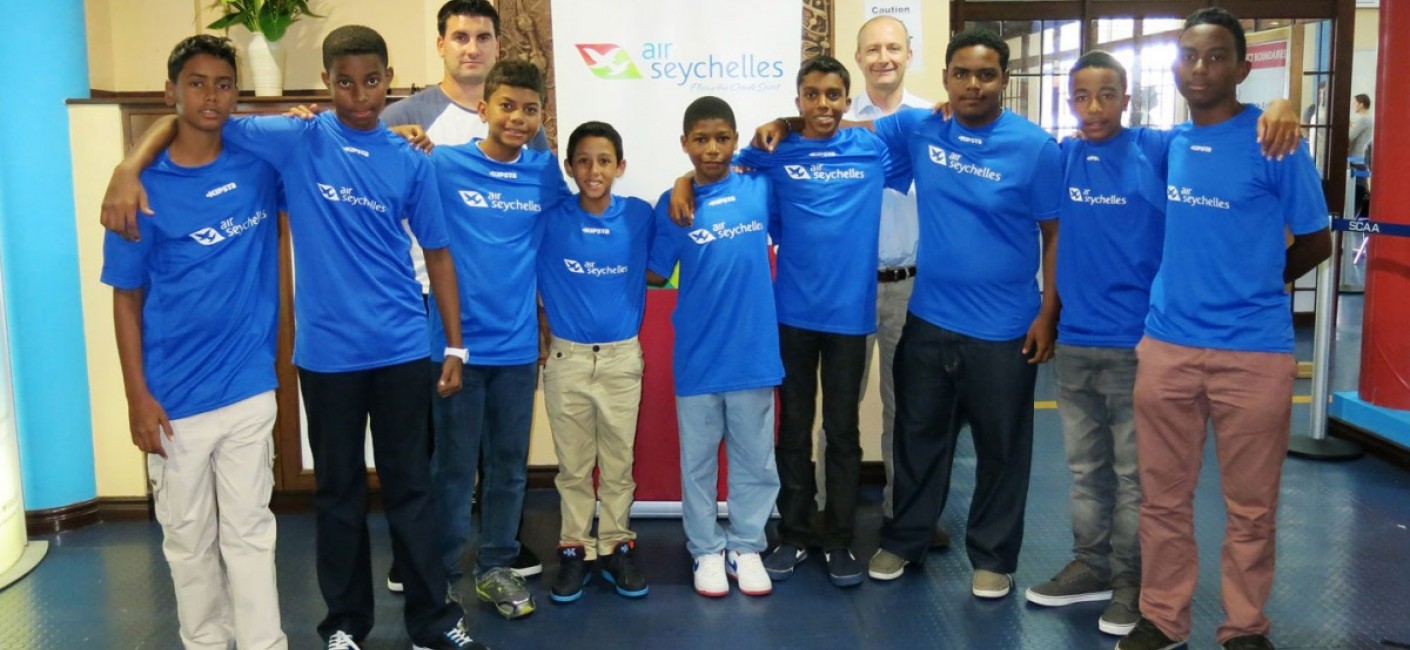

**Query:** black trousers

left=300, top=359, right=461, bottom=644
left=775, top=324, right=868, bottom=549
left=880, top=315, right=1036, bottom=573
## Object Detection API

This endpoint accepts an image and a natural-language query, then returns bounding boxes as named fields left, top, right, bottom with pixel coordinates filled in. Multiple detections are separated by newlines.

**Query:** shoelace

left=328, top=631, right=359, bottom=650
left=446, top=625, right=475, bottom=647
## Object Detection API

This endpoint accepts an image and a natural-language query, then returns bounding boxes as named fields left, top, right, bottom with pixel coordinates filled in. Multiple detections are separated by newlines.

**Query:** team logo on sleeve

left=575, top=44, right=644, bottom=79
left=460, top=190, right=489, bottom=208
left=564, top=259, right=586, bottom=274
left=189, top=227, right=226, bottom=246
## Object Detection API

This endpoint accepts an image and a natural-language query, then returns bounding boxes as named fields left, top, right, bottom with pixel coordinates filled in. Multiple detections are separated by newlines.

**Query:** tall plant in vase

left=208, top=0, right=323, bottom=96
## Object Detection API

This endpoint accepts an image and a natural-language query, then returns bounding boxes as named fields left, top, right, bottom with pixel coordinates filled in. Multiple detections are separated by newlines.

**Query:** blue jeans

left=1055, top=344, right=1141, bottom=582
left=882, top=315, right=1036, bottom=572
left=676, top=388, right=780, bottom=558
left=431, top=362, right=537, bottom=581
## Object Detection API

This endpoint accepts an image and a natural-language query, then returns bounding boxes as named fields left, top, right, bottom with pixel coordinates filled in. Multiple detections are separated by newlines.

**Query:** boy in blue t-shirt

left=1120, top=10, right=1331, bottom=650
left=103, top=35, right=287, bottom=650
left=538, top=121, right=655, bottom=603
left=103, top=26, right=484, bottom=650
left=650, top=97, right=783, bottom=600
left=425, top=59, right=570, bottom=620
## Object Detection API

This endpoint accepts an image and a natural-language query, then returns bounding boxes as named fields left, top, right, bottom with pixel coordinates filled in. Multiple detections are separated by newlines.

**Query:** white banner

left=551, top=0, right=803, bottom=202
left=1242, top=39, right=1290, bottom=110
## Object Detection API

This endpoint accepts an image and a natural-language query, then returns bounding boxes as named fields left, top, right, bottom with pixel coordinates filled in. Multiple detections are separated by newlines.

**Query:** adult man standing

left=813, top=15, right=948, bottom=548
left=381, top=0, right=549, bottom=593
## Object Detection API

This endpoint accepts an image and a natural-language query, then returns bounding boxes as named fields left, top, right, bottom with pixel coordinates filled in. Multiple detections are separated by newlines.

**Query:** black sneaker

left=511, top=543, right=542, bottom=578
left=762, top=543, right=808, bottom=580
left=1222, top=635, right=1275, bottom=650
left=550, top=545, right=591, bottom=604
left=601, top=541, right=649, bottom=598
left=412, top=618, right=491, bottom=650
left=386, top=563, right=404, bottom=594
left=825, top=548, right=864, bottom=587
left=1115, top=618, right=1187, bottom=650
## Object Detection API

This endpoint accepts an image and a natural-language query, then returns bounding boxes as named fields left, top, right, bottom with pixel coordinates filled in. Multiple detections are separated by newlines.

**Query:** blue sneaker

left=550, top=545, right=590, bottom=604
left=601, top=541, right=649, bottom=598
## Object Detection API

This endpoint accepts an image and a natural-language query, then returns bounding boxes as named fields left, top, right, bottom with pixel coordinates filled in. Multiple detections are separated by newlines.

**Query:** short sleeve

left=542, top=162, right=573, bottom=211
left=647, top=191, right=681, bottom=277
left=529, top=127, right=552, bottom=153
left=872, top=108, right=925, bottom=164
left=1273, top=146, right=1330, bottom=235
left=406, top=157, right=450, bottom=249
left=1135, top=126, right=1181, bottom=178
left=868, top=130, right=911, bottom=192
left=221, top=115, right=308, bottom=167
left=1030, top=138, right=1063, bottom=221
left=100, top=222, right=153, bottom=290
left=735, top=145, right=771, bottom=171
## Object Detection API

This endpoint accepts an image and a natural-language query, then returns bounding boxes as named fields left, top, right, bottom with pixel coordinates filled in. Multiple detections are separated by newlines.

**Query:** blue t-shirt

left=874, top=109, right=1063, bottom=341
left=538, top=195, right=654, bottom=344
left=428, top=141, right=571, bottom=365
left=1056, top=127, right=1177, bottom=348
left=648, top=173, right=783, bottom=396
left=736, top=129, right=898, bottom=335
left=101, top=148, right=280, bottom=420
left=221, top=112, right=449, bottom=372
left=1146, top=106, right=1329, bottom=353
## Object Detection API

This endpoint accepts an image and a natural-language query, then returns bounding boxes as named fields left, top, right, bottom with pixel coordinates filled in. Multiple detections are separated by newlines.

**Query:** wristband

left=444, top=347, right=469, bottom=363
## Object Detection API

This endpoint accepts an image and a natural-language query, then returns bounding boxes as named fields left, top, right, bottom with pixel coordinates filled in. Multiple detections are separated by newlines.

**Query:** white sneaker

left=692, top=551, right=729, bottom=597
left=727, top=550, right=773, bottom=596
left=326, top=630, right=360, bottom=650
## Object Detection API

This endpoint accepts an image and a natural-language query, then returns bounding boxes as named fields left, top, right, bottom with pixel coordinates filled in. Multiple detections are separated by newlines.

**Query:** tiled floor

left=5, top=308, right=1408, bottom=649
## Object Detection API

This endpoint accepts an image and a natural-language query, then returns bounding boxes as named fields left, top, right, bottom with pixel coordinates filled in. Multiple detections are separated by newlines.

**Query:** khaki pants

left=150, top=391, right=286, bottom=650
left=543, top=336, right=643, bottom=560
left=1133, top=337, right=1294, bottom=643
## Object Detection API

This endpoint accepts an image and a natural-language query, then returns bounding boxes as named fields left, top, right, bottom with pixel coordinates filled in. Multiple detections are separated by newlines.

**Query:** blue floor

left=4, top=309, right=1409, bottom=649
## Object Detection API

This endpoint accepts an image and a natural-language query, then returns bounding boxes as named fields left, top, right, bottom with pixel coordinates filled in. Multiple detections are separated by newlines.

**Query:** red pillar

left=1359, top=0, right=1410, bottom=409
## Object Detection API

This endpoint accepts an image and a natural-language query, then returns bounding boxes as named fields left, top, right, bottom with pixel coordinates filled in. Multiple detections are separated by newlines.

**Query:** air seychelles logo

left=573, top=41, right=786, bottom=91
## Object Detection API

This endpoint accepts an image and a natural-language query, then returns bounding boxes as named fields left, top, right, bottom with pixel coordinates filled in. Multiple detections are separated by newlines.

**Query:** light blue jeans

left=1055, top=344, right=1141, bottom=582
left=676, top=387, right=780, bottom=558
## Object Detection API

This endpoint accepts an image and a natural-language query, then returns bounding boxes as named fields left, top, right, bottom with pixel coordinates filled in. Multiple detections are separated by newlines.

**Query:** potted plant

left=207, top=0, right=323, bottom=96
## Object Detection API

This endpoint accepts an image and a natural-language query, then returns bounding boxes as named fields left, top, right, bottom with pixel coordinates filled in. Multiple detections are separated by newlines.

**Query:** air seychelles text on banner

left=552, top=0, right=803, bottom=200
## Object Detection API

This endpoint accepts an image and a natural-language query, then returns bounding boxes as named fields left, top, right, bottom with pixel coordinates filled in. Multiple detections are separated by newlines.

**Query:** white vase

left=247, top=33, right=286, bottom=96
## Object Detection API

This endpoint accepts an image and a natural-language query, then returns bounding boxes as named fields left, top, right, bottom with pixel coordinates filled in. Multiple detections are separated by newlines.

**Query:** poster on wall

left=551, top=0, right=803, bottom=202
left=0, top=253, right=28, bottom=574
left=1242, top=39, right=1290, bottom=109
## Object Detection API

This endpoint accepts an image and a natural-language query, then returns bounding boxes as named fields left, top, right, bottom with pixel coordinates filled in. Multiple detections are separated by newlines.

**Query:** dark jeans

left=776, top=324, right=868, bottom=549
left=433, top=362, right=537, bottom=581
left=299, top=359, right=460, bottom=645
left=881, top=315, right=1037, bottom=573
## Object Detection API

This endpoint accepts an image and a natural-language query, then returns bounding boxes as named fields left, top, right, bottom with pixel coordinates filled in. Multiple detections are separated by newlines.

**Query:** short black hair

left=437, top=0, right=500, bottom=37
left=796, top=55, right=851, bottom=95
left=168, top=34, right=238, bottom=83
left=682, top=96, right=736, bottom=134
left=483, top=59, right=546, bottom=101
left=1183, top=7, right=1247, bottom=61
left=566, top=121, right=624, bottom=161
left=946, top=28, right=1009, bottom=71
left=1355, top=93, right=1372, bottom=109
left=322, top=25, right=389, bottom=71
left=1070, top=50, right=1127, bottom=91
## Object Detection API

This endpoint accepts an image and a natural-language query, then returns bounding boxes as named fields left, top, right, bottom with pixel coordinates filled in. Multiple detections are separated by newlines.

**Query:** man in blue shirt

left=425, top=60, right=570, bottom=621
left=103, top=35, right=286, bottom=650
left=650, top=96, right=783, bottom=600
left=102, top=26, right=484, bottom=650
left=849, top=29, right=1064, bottom=599
left=1119, top=10, right=1331, bottom=650
left=733, top=55, right=896, bottom=588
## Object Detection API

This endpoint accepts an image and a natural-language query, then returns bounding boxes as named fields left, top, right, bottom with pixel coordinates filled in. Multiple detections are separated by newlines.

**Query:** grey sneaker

left=972, top=568, right=1013, bottom=599
left=475, top=567, right=535, bottom=619
left=1115, top=618, right=1187, bottom=650
left=868, top=548, right=908, bottom=581
left=1026, top=560, right=1113, bottom=606
left=1099, top=577, right=1141, bottom=636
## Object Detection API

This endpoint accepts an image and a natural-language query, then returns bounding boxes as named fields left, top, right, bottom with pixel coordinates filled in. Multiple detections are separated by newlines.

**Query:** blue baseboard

left=1329, top=391, right=1410, bottom=449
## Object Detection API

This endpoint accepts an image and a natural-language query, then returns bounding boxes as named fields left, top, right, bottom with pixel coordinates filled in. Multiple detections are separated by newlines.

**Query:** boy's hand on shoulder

left=391, top=125, right=435, bottom=154
left=931, top=101, right=953, bottom=120
left=284, top=103, right=322, bottom=120
left=437, top=357, right=463, bottom=397
left=669, top=173, right=696, bottom=227
left=101, top=164, right=153, bottom=242
left=1023, top=313, right=1057, bottom=365
left=128, top=391, right=172, bottom=458
left=751, top=118, right=793, bottom=152
left=1258, top=99, right=1302, bottom=160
